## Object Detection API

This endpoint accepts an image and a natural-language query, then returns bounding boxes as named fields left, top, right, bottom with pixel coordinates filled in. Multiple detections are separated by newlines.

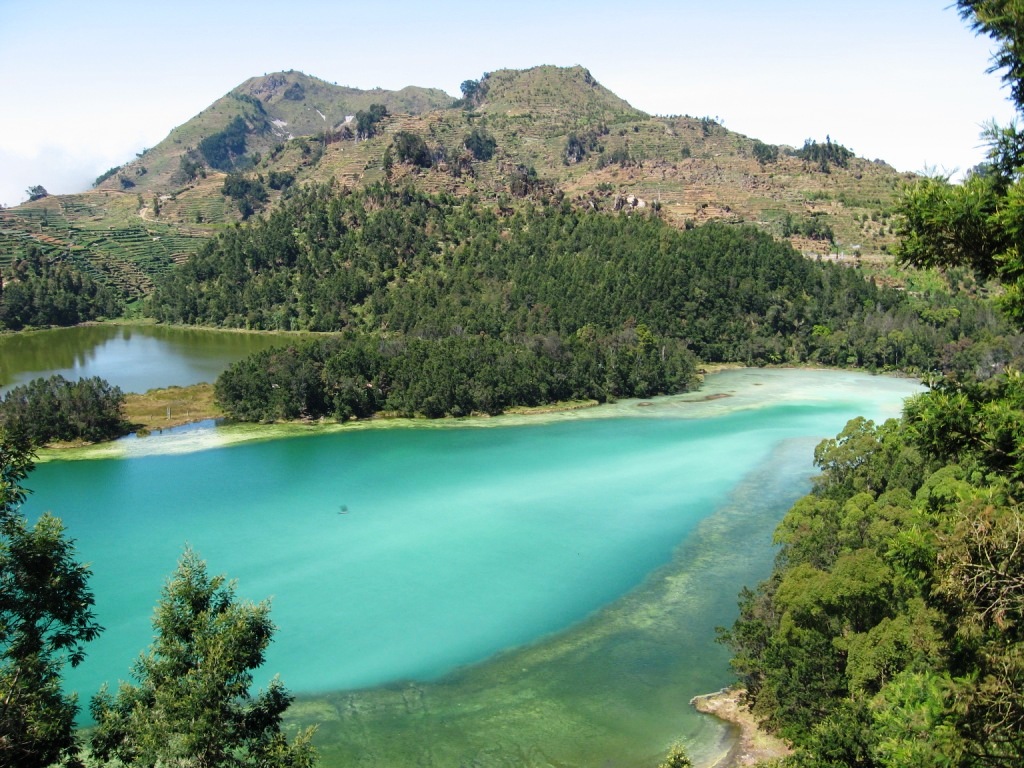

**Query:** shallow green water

left=21, top=369, right=921, bottom=766
left=0, top=324, right=292, bottom=393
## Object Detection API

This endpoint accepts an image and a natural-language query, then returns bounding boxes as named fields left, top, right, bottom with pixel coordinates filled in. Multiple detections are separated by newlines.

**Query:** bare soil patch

left=691, top=688, right=791, bottom=767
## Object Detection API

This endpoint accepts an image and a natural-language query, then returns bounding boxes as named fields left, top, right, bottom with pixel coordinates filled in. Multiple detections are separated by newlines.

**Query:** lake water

left=0, top=324, right=293, bottom=394
left=18, top=366, right=922, bottom=767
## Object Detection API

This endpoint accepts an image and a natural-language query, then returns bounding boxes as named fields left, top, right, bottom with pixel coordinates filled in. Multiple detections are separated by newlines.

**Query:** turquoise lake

left=22, top=368, right=922, bottom=766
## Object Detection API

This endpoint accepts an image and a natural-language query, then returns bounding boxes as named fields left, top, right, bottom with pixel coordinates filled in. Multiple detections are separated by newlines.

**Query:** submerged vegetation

left=5, top=4, right=1024, bottom=765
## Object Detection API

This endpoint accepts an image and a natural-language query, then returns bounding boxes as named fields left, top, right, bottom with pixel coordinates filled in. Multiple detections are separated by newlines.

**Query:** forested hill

left=148, top=183, right=900, bottom=355
left=712, top=4, right=1024, bottom=766
left=151, top=182, right=881, bottom=352
left=721, top=372, right=1024, bottom=767
left=145, top=183, right=1020, bottom=420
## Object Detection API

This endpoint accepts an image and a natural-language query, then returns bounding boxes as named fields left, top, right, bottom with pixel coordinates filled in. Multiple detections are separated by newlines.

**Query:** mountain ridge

left=0, top=65, right=912, bottom=300
left=92, top=70, right=456, bottom=194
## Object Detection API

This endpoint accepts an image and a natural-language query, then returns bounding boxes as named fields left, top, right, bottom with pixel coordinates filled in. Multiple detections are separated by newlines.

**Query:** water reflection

left=0, top=325, right=298, bottom=393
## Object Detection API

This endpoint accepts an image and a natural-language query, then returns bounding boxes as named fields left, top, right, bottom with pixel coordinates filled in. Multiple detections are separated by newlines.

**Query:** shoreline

left=690, top=688, right=790, bottom=767
left=43, top=368, right=923, bottom=763
left=33, top=395, right=618, bottom=461
left=35, top=368, right=922, bottom=462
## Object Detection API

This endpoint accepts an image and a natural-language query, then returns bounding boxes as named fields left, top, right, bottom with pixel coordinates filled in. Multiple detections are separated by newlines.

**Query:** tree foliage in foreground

left=723, top=5, right=1024, bottom=765
left=90, top=548, right=317, bottom=768
left=0, top=432, right=102, bottom=768
left=722, top=374, right=1024, bottom=767
left=894, top=1, right=1024, bottom=325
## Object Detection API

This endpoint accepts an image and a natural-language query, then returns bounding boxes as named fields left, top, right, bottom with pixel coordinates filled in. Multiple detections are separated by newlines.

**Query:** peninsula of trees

left=140, top=182, right=1017, bottom=420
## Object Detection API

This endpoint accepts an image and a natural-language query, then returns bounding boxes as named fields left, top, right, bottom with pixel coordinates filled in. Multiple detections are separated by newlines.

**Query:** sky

left=0, top=0, right=1017, bottom=208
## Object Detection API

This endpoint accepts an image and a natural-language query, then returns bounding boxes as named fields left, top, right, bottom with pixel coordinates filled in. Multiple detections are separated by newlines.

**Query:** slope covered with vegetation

left=0, top=65, right=913, bottom=311
left=0, top=246, right=122, bottom=329
left=721, top=3, right=1024, bottom=766
left=93, top=71, right=455, bottom=194
left=5, top=8, right=1024, bottom=765
left=723, top=372, right=1024, bottom=767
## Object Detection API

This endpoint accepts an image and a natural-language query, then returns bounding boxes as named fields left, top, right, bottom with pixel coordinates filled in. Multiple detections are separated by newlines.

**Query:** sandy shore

left=691, top=688, right=791, bottom=767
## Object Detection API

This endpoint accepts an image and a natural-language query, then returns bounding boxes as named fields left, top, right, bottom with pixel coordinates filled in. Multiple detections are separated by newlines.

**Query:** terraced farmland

left=0, top=192, right=211, bottom=297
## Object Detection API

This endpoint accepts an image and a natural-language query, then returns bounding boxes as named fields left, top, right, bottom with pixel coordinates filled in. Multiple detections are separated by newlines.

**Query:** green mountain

left=0, top=66, right=911, bottom=300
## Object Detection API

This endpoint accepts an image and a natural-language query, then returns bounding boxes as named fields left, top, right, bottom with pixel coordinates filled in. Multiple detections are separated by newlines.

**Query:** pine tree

left=90, top=549, right=316, bottom=767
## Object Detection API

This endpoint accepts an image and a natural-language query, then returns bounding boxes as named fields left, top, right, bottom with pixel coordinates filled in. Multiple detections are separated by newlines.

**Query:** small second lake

left=0, top=323, right=296, bottom=394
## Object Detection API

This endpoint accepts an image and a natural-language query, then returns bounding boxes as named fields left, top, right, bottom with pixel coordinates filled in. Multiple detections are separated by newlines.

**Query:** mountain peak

left=232, top=71, right=326, bottom=105
left=470, top=65, right=646, bottom=128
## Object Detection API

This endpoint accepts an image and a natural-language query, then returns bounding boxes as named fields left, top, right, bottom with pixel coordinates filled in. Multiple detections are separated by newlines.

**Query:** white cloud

left=0, top=146, right=127, bottom=208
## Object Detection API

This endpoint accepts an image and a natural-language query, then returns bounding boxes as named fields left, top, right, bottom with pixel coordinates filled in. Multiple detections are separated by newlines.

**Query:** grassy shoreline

left=123, top=383, right=223, bottom=433
left=35, top=389, right=611, bottom=459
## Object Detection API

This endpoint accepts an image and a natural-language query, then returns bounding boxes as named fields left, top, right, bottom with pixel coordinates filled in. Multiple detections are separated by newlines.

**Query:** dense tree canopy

left=215, top=324, right=697, bottom=421
left=722, top=374, right=1024, bottom=767
left=199, top=115, right=250, bottom=171
left=355, top=104, right=388, bottom=140
left=392, top=130, right=433, bottom=168
left=0, top=433, right=102, bottom=767
left=464, top=126, right=497, bottom=161
left=151, top=183, right=1019, bottom=372
left=723, top=5, right=1024, bottom=766
left=0, top=246, right=122, bottom=330
left=148, top=182, right=1023, bottom=422
left=223, top=172, right=269, bottom=219
left=0, top=375, right=127, bottom=445
left=795, top=137, right=854, bottom=173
